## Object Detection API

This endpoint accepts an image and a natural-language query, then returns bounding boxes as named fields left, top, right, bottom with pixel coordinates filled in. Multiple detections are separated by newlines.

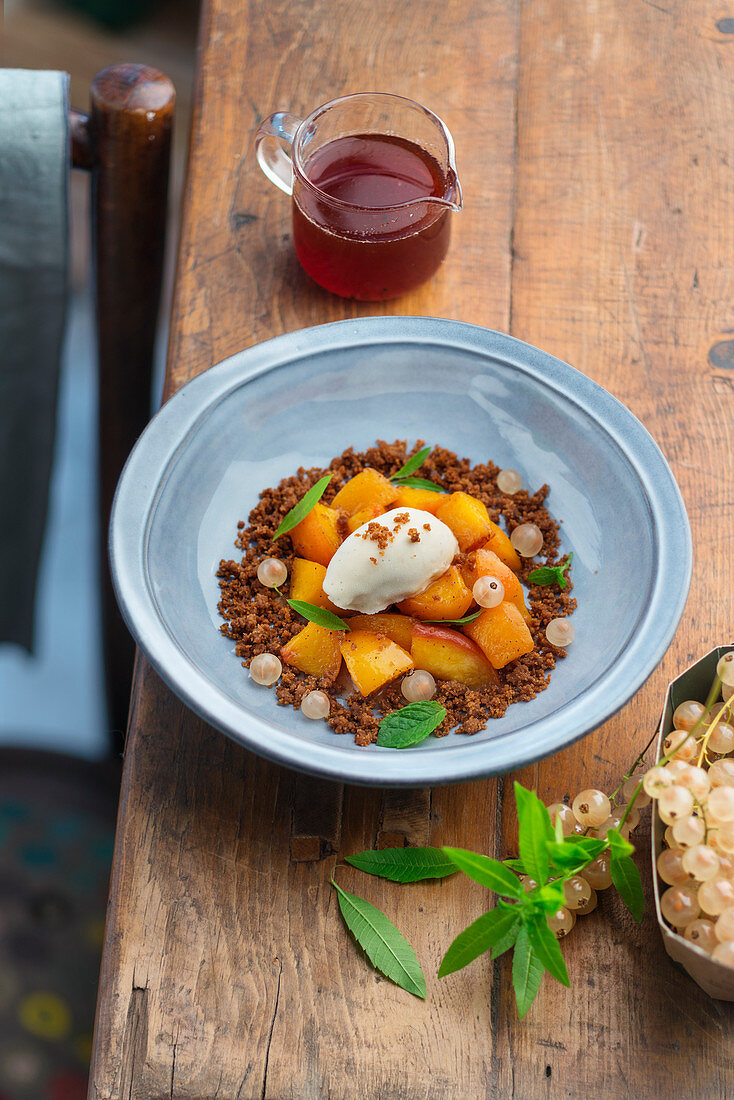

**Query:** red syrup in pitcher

left=292, top=133, right=454, bottom=301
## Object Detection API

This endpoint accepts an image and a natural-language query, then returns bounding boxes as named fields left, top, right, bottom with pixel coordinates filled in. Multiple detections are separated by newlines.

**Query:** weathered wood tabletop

left=89, top=0, right=734, bottom=1096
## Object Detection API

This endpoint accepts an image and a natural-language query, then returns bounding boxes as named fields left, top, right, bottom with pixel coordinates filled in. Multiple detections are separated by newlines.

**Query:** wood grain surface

left=89, top=0, right=734, bottom=1096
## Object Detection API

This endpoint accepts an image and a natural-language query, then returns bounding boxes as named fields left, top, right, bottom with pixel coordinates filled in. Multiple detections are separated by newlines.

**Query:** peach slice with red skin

left=411, top=622, right=499, bottom=690
left=346, top=613, right=416, bottom=650
left=398, top=566, right=473, bottom=622
left=340, top=630, right=414, bottom=696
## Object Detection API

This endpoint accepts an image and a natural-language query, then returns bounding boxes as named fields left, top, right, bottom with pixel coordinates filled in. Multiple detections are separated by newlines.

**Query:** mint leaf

left=606, top=827, right=634, bottom=859
left=391, top=476, right=446, bottom=493
left=345, top=847, right=456, bottom=883
left=331, top=879, right=426, bottom=998
left=514, top=783, right=554, bottom=886
left=438, top=906, right=521, bottom=977
left=512, top=924, right=545, bottom=1019
left=503, top=858, right=526, bottom=874
left=273, top=474, right=333, bottom=540
left=546, top=836, right=606, bottom=872
left=377, top=701, right=446, bottom=749
left=526, top=913, right=570, bottom=987
left=527, top=552, right=573, bottom=589
left=609, top=853, right=644, bottom=922
left=390, top=446, right=432, bottom=480
left=285, top=599, right=350, bottom=631
left=442, top=848, right=524, bottom=898
left=424, top=610, right=482, bottom=626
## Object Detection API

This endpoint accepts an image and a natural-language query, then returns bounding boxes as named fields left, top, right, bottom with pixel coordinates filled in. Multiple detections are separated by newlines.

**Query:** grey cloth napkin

left=0, top=69, right=69, bottom=651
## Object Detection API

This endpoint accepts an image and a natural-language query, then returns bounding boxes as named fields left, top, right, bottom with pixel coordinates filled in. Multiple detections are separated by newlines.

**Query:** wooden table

left=89, top=1, right=734, bottom=1096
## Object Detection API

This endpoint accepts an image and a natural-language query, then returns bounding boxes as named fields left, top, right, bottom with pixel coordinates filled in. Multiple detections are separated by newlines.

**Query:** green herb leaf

left=390, top=476, right=447, bottom=493
left=609, top=853, right=644, bottom=922
left=390, top=446, right=432, bottom=481
left=514, top=783, right=554, bottom=887
left=533, top=882, right=567, bottom=913
left=376, top=701, right=446, bottom=749
left=442, top=848, right=524, bottom=898
left=546, top=836, right=606, bottom=871
left=345, top=847, right=457, bottom=883
left=526, top=913, right=570, bottom=987
left=527, top=552, right=573, bottom=589
left=273, top=475, right=332, bottom=540
left=606, top=826, right=634, bottom=859
left=331, top=879, right=426, bottom=998
left=503, top=858, right=526, bottom=874
left=424, top=610, right=482, bottom=626
left=512, top=924, right=545, bottom=1019
left=284, top=599, right=350, bottom=631
left=438, top=906, right=521, bottom=977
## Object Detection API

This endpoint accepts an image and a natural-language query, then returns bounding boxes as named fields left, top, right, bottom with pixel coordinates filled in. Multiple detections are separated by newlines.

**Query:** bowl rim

left=110, top=317, right=692, bottom=786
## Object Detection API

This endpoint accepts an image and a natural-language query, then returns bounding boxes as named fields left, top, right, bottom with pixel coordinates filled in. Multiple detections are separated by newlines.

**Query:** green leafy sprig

left=527, top=552, right=573, bottom=589
left=332, top=781, right=644, bottom=1015
left=273, top=474, right=332, bottom=540
left=389, top=446, right=446, bottom=494
left=376, top=701, right=447, bottom=748
left=279, top=595, right=350, bottom=631
left=424, top=610, right=482, bottom=626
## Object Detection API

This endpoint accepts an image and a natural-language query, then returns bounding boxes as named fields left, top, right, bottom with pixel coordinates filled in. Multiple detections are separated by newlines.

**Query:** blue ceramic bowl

left=110, top=318, right=691, bottom=786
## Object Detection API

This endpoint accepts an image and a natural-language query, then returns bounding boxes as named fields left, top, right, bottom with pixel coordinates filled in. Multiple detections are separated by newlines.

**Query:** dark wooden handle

left=85, top=64, right=175, bottom=742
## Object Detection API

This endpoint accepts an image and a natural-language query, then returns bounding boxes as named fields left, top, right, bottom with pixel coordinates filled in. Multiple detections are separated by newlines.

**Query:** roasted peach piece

left=411, top=622, right=499, bottom=689
left=463, top=603, right=534, bottom=669
left=398, top=566, right=473, bottom=621
left=330, top=468, right=396, bottom=517
left=391, top=484, right=443, bottom=514
left=289, top=502, right=341, bottom=567
left=289, top=558, right=344, bottom=615
left=346, top=613, right=416, bottom=650
left=347, top=503, right=385, bottom=534
left=340, top=630, right=414, bottom=696
left=281, top=622, right=343, bottom=680
left=485, top=521, right=521, bottom=572
left=435, top=491, right=492, bottom=552
left=462, top=548, right=530, bottom=622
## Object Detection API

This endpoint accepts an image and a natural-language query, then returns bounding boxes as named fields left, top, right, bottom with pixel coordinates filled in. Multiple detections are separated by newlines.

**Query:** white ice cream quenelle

left=323, top=507, right=459, bottom=615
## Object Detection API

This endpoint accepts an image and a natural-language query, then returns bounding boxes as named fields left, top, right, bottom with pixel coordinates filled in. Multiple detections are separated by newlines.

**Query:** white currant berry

left=712, top=941, right=734, bottom=967
left=548, top=906, right=575, bottom=937
left=664, top=759, right=690, bottom=780
left=575, top=887, right=598, bottom=915
left=257, top=557, right=288, bottom=588
left=682, top=844, right=720, bottom=882
left=545, top=618, right=575, bottom=647
left=671, top=814, right=706, bottom=849
left=698, top=876, right=734, bottom=916
left=665, top=825, right=683, bottom=850
left=300, top=690, right=330, bottom=720
left=510, top=523, right=543, bottom=557
left=673, top=700, right=708, bottom=731
left=662, top=729, right=697, bottom=761
left=713, top=823, right=734, bottom=854
left=643, top=766, right=673, bottom=798
left=709, top=759, right=734, bottom=789
left=621, top=774, right=651, bottom=808
left=622, top=805, right=641, bottom=831
left=723, top=682, right=734, bottom=703
left=496, top=468, right=522, bottom=494
left=715, top=906, right=734, bottom=943
left=658, top=785, right=694, bottom=824
left=401, top=670, right=437, bottom=703
left=683, top=918, right=718, bottom=953
left=708, top=721, right=734, bottom=755
left=677, top=764, right=711, bottom=803
left=563, top=875, right=592, bottom=910
left=582, top=853, right=613, bottom=890
left=473, top=575, right=504, bottom=608
left=708, top=787, right=734, bottom=823
left=591, top=812, right=630, bottom=840
left=249, top=652, right=282, bottom=686
left=660, top=884, right=700, bottom=926
left=572, top=789, right=611, bottom=828
left=716, top=652, right=734, bottom=687
left=657, top=847, right=689, bottom=886
left=547, top=803, right=582, bottom=837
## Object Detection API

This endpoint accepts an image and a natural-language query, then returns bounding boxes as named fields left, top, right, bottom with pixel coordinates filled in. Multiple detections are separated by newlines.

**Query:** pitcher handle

left=254, top=112, right=302, bottom=196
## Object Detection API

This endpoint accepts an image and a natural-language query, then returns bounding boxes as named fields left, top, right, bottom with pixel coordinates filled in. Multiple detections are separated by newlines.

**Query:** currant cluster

left=518, top=779, right=647, bottom=938
left=647, top=653, right=734, bottom=964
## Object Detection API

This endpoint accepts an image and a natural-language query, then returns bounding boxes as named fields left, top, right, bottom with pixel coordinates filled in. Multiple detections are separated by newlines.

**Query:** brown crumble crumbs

left=407, top=528, right=421, bottom=543
left=216, top=440, right=576, bottom=746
